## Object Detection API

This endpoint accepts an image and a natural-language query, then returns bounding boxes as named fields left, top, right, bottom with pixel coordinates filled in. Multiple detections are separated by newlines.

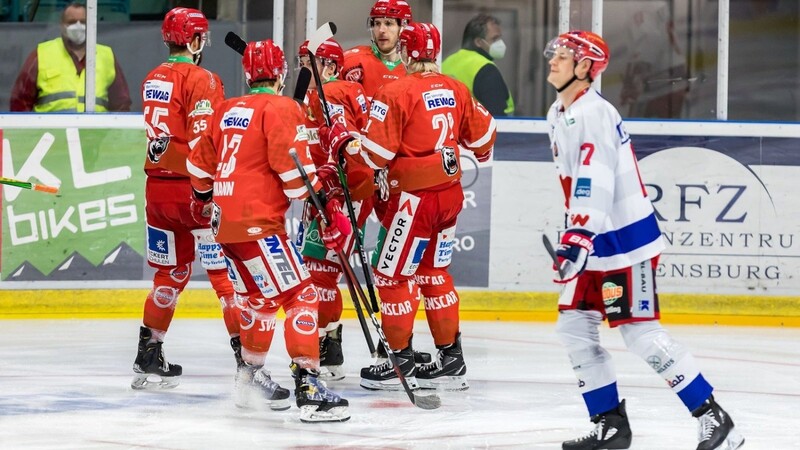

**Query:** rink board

left=1, top=115, right=799, bottom=324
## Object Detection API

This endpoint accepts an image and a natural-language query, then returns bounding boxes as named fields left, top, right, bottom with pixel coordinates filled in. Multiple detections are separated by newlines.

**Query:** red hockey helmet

left=161, top=7, right=209, bottom=47
left=297, top=38, right=345, bottom=68
left=369, top=0, right=412, bottom=22
left=544, top=30, right=610, bottom=80
left=400, top=22, right=441, bottom=62
left=242, top=39, right=287, bottom=84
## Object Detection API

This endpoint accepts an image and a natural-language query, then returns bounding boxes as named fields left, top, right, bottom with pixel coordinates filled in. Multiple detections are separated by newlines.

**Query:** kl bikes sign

left=2, top=127, right=146, bottom=280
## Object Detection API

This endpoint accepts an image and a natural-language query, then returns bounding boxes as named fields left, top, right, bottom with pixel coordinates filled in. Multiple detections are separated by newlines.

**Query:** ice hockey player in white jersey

left=543, top=30, right=745, bottom=450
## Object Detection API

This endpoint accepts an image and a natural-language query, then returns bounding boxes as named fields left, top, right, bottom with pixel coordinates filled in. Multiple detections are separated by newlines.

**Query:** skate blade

left=234, top=385, right=291, bottom=412
left=359, top=376, right=419, bottom=391
left=318, top=365, right=345, bottom=381
left=418, top=375, right=469, bottom=391
left=131, top=373, right=180, bottom=390
left=720, top=429, right=745, bottom=450
left=299, top=405, right=350, bottom=423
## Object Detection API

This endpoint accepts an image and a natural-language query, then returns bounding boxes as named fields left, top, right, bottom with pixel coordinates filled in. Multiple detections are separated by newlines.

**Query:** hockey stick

left=305, top=21, right=377, bottom=355
left=289, top=149, right=441, bottom=410
left=306, top=23, right=382, bottom=315
left=542, top=234, right=565, bottom=280
left=224, top=31, right=311, bottom=104
left=0, top=177, right=59, bottom=194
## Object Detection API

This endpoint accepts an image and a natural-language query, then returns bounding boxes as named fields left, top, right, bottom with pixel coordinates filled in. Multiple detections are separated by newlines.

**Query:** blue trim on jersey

left=592, top=212, right=661, bottom=258
left=583, top=382, right=620, bottom=417
left=676, top=373, right=714, bottom=412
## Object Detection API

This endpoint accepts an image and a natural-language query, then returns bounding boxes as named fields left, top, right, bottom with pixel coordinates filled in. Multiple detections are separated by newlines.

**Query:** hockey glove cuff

left=554, top=228, right=595, bottom=283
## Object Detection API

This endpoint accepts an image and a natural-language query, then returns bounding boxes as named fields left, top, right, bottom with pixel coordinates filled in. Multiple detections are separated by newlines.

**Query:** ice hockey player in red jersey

left=187, top=39, right=351, bottom=423
left=295, top=38, right=374, bottom=381
left=341, top=0, right=412, bottom=101
left=346, top=22, right=496, bottom=392
left=132, top=7, right=239, bottom=391
left=544, top=30, right=744, bottom=450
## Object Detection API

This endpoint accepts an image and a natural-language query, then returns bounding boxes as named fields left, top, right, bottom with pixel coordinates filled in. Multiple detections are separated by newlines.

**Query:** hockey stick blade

left=307, top=22, right=337, bottom=54
left=293, top=67, right=312, bottom=104
left=412, top=391, right=442, bottom=410
left=0, top=177, right=59, bottom=194
left=542, top=234, right=565, bottom=280
left=224, top=31, right=247, bottom=55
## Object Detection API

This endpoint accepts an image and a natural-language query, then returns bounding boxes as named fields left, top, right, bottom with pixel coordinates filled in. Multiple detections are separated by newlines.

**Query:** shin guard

left=306, top=258, right=343, bottom=330
left=143, top=264, right=191, bottom=333
left=416, top=268, right=461, bottom=346
left=374, top=273, right=421, bottom=350
left=283, top=285, right=321, bottom=366
left=239, top=297, right=278, bottom=361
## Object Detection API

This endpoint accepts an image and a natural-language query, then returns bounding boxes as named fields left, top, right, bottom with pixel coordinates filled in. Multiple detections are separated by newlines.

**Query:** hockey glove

left=554, top=229, right=595, bottom=283
left=190, top=189, right=213, bottom=227
left=320, top=121, right=355, bottom=159
left=316, top=163, right=344, bottom=203
left=321, top=199, right=352, bottom=252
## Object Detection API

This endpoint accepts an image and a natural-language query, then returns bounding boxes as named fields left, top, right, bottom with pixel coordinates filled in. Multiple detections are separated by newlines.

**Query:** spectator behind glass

left=442, top=13, right=514, bottom=117
left=9, top=2, right=131, bottom=112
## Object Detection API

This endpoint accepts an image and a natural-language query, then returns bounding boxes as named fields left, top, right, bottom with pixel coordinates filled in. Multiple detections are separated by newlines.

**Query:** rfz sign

left=647, top=183, right=748, bottom=223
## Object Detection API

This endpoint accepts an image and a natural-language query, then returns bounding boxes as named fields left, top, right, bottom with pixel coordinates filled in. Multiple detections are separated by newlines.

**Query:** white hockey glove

left=554, top=229, right=595, bottom=283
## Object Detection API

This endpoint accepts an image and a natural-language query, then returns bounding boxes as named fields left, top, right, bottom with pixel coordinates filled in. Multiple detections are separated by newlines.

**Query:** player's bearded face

left=371, top=17, right=401, bottom=54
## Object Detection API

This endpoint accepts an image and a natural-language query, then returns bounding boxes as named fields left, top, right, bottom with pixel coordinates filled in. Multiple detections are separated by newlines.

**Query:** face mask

left=488, top=39, right=507, bottom=60
left=65, top=22, right=86, bottom=45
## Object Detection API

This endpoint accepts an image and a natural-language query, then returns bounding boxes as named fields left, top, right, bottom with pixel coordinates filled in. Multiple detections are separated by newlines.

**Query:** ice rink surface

left=1, top=318, right=797, bottom=449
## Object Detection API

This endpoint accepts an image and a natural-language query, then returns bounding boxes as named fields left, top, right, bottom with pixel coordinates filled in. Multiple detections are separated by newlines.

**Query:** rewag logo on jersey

left=220, top=107, right=254, bottom=130
left=423, top=89, right=456, bottom=110
left=370, top=100, right=389, bottom=122
left=143, top=80, right=173, bottom=103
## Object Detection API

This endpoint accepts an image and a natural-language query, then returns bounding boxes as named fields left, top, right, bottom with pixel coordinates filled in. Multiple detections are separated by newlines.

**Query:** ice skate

left=376, top=338, right=431, bottom=365
left=562, top=399, right=632, bottom=450
left=318, top=324, right=345, bottom=381
left=234, top=363, right=291, bottom=411
left=230, top=336, right=245, bottom=369
left=417, top=333, right=469, bottom=391
left=131, top=326, right=182, bottom=390
left=360, top=345, right=419, bottom=391
left=693, top=395, right=745, bottom=450
left=291, top=362, right=350, bottom=423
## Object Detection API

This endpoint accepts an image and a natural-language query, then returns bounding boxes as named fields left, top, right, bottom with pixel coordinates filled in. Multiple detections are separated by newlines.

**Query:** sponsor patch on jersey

left=400, top=237, right=429, bottom=276
left=292, top=311, right=317, bottom=335
left=189, top=99, right=214, bottom=117
left=220, top=107, right=254, bottom=130
left=434, top=225, right=457, bottom=268
left=243, top=256, right=279, bottom=299
left=224, top=256, right=248, bottom=294
left=247, top=226, right=262, bottom=235
left=356, top=94, right=367, bottom=113
left=326, top=103, right=345, bottom=118
left=306, top=127, right=320, bottom=144
left=295, top=124, right=309, bottom=141
left=602, top=282, right=623, bottom=305
left=143, top=80, right=173, bottom=103
left=574, top=178, right=592, bottom=197
left=146, top=225, right=176, bottom=266
left=370, top=100, right=389, bottom=122
left=423, top=89, right=456, bottom=110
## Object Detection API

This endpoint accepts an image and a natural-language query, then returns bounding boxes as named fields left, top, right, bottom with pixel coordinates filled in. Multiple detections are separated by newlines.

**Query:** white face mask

left=65, top=22, right=86, bottom=45
left=488, top=39, right=507, bottom=60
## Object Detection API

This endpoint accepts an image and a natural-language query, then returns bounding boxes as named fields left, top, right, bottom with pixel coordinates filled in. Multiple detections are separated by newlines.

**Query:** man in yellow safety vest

left=10, top=2, right=131, bottom=112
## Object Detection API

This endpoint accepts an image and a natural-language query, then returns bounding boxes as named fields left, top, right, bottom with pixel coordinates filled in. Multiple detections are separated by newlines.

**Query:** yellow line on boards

left=1, top=289, right=797, bottom=327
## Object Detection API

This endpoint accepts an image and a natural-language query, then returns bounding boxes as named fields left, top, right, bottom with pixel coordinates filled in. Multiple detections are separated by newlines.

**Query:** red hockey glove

left=321, top=199, right=352, bottom=252
left=320, top=121, right=354, bottom=158
left=190, top=189, right=213, bottom=227
left=316, top=163, right=344, bottom=202
left=554, top=229, right=595, bottom=283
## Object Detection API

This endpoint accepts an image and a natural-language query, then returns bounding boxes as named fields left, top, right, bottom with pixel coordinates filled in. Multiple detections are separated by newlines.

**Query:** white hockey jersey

left=547, top=88, right=664, bottom=271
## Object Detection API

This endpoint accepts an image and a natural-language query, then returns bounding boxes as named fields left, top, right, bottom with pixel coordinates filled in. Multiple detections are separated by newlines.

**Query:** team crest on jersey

left=574, top=178, right=592, bottom=198
left=370, top=100, right=389, bottom=122
left=423, top=89, right=456, bottom=110
left=210, top=203, right=221, bottom=236
left=356, top=94, right=367, bottom=112
left=189, top=99, right=214, bottom=117
left=344, top=65, right=364, bottom=83
left=143, top=80, right=173, bottom=103
left=441, top=146, right=459, bottom=176
left=221, top=107, right=253, bottom=130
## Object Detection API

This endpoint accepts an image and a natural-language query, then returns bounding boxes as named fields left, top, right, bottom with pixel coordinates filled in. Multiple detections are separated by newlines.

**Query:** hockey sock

left=417, top=269, right=460, bottom=346
left=283, top=289, right=321, bottom=364
left=374, top=273, right=421, bottom=350
left=306, top=258, right=343, bottom=329
left=239, top=299, right=278, bottom=357
left=620, top=321, right=713, bottom=411
left=143, top=265, right=190, bottom=333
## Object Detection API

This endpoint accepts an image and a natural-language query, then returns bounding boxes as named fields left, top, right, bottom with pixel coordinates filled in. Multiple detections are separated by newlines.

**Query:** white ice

left=0, top=319, right=797, bottom=449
